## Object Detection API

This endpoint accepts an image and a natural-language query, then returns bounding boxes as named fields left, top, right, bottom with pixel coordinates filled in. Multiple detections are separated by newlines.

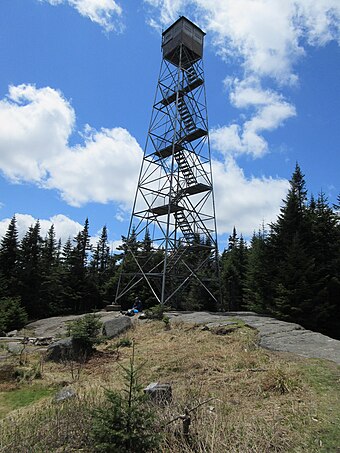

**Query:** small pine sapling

left=91, top=344, right=161, bottom=452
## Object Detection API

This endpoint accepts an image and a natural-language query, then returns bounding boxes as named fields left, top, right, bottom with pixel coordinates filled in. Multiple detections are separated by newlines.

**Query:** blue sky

left=0, top=0, right=339, bottom=250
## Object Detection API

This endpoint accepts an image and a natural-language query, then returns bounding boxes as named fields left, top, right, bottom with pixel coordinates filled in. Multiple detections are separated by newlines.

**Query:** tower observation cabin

left=162, top=17, right=205, bottom=68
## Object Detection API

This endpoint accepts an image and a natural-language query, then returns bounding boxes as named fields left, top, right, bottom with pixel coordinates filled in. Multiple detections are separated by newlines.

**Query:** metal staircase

left=187, top=66, right=198, bottom=85
left=174, top=210, right=195, bottom=242
left=178, top=97, right=195, bottom=134
left=174, top=148, right=196, bottom=186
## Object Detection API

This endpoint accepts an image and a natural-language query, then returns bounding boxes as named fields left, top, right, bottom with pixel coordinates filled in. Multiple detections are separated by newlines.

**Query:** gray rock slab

left=168, top=311, right=340, bottom=365
left=24, top=312, right=129, bottom=339
left=102, top=316, right=132, bottom=339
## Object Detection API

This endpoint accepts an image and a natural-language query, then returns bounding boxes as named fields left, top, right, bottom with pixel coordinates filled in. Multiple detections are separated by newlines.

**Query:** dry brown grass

left=0, top=319, right=339, bottom=452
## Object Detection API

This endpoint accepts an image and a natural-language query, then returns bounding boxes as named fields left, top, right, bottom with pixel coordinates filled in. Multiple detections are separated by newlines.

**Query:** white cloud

left=144, top=0, right=340, bottom=83
left=211, top=78, right=296, bottom=157
left=0, top=213, right=83, bottom=243
left=144, top=0, right=340, bottom=159
left=41, top=0, right=123, bottom=32
left=0, top=84, right=74, bottom=182
left=213, top=157, right=289, bottom=236
left=145, top=0, right=184, bottom=30
left=45, top=126, right=142, bottom=207
left=0, top=84, right=143, bottom=208
left=0, top=213, right=124, bottom=252
left=296, top=0, right=340, bottom=46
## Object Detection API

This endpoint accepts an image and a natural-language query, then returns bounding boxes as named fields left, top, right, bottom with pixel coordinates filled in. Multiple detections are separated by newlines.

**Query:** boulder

left=102, top=316, right=132, bottom=339
left=46, top=338, right=74, bottom=362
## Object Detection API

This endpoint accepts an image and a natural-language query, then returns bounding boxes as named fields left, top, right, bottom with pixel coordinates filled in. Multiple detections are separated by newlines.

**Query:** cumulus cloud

left=144, top=0, right=340, bottom=82
left=144, top=0, right=340, bottom=160
left=0, top=213, right=122, bottom=250
left=45, top=126, right=142, bottom=207
left=211, top=78, right=296, bottom=157
left=0, top=84, right=142, bottom=208
left=0, top=213, right=83, bottom=243
left=213, top=157, right=289, bottom=236
left=0, top=84, right=74, bottom=182
left=41, top=0, right=123, bottom=32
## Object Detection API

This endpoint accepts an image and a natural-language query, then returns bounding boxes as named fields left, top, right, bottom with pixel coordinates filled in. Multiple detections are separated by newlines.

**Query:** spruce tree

left=0, top=215, right=19, bottom=298
left=244, top=227, right=274, bottom=313
left=40, top=225, right=64, bottom=316
left=307, top=192, right=340, bottom=336
left=221, top=227, right=248, bottom=311
left=18, top=221, right=43, bottom=318
left=268, top=164, right=317, bottom=326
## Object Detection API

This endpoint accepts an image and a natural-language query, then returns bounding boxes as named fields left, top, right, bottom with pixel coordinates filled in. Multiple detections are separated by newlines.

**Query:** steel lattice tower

left=115, top=16, right=220, bottom=307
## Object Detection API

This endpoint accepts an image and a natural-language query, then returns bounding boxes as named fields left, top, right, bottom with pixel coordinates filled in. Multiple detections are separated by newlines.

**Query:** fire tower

left=115, top=16, right=219, bottom=307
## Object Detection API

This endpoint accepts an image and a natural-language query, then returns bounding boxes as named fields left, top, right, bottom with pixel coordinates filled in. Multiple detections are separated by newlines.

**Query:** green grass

left=0, top=385, right=55, bottom=418
left=0, top=322, right=340, bottom=452
left=302, top=360, right=340, bottom=451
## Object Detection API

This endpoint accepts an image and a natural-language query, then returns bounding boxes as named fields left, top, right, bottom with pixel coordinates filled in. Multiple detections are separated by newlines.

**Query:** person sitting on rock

left=132, top=297, right=142, bottom=313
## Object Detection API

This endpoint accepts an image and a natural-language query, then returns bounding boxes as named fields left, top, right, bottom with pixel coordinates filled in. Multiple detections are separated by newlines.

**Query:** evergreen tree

left=68, top=219, right=99, bottom=313
left=267, top=164, right=315, bottom=322
left=90, top=225, right=112, bottom=306
left=307, top=192, right=340, bottom=336
left=116, top=227, right=143, bottom=309
left=244, top=227, right=274, bottom=313
left=18, top=221, right=43, bottom=318
left=39, top=225, right=64, bottom=316
left=0, top=216, right=19, bottom=298
left=186, top=235, right=219, bottom=311
left=221, top=227, right=248, bottom=311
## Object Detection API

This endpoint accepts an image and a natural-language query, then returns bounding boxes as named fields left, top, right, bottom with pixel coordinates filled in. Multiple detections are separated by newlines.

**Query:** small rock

left=211, top=325, right=238, bottom=335
left=6, top=342, right=24, bottom=353
left=200, top=325, right=210, bottom=331
left=54, top=386, right=77, bottom=402
left=6, top=330, right=18, bottom=337
left=144, top=382, right=172, bottom=405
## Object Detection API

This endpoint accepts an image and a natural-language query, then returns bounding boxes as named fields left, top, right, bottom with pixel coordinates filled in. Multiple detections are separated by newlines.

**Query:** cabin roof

left=162, top=16, right=206, bottom=37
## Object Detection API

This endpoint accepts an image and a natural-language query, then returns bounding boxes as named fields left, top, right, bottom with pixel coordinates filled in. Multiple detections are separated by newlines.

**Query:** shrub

left=91, top=346, right=161, bottom=452
left=116, top=338, right=132, bottom=348
left=69, top=314, right=102, bottom=352
left=144, top=304, right=165, bottom=320
left=0, top=297, right=28, bottom=335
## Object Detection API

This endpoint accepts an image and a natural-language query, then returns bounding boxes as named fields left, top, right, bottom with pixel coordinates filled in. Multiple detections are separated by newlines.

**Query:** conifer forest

left=0, top=164, right=339, bottom=340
